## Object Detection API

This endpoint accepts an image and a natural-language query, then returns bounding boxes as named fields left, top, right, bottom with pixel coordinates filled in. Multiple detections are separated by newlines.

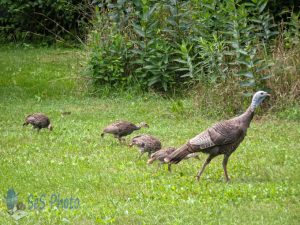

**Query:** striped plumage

left=130, top=134, right=161, bottom=158
left=165, top=91, right=270, bottom=182
left=148, top=147, right=199, bottom=172
left=23, top=113, right=52, bottom=131
left=101, top=121, right=149, bottom=142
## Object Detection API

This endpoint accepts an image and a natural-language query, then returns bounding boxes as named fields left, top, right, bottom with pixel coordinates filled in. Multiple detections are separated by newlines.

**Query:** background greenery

left=0, top=0, right=93, bottom=44
left=85, top=0, right=300, bottom=94
left=1, top=0, right=299, bottom=103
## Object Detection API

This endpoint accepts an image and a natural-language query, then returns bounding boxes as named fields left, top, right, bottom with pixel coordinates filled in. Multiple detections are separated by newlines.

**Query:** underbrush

left=83, top=0, right=300, bottom=120
left=189, top=43, right=300, bottom=118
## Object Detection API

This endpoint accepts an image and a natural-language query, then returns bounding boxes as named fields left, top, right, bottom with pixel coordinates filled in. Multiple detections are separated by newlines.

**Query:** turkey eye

left=260, top=93, right=263, bottom=95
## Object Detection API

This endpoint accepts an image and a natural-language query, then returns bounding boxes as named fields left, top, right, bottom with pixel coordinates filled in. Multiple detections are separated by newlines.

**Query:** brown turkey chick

left=148, top=147, right=199, bottom=172
left=101, top=121, right=149, bottom=142
left=130, top=134, right=161, bottom=158
left=23, top=113, right=53, bottom=132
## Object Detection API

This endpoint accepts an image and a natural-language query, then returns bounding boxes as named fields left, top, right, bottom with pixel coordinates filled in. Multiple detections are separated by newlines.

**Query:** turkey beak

left=266, top=93, right=271, bottom=97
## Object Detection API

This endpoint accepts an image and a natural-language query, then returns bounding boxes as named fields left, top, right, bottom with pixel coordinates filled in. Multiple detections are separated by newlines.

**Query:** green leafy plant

left=88, top=11, right=130, bottom=87
left=1, top=0, right=92, bottom=43
left=195, top=35, right=227, bottom=83
left=225, top=0, right=274, bottom=92
left=87, top=0, right=296, bottom=93
left=282, top=11, right=300, bottom=48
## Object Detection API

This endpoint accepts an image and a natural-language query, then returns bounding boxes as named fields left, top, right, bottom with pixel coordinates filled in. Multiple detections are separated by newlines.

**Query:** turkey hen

left=130, top=134, right=161, bottom=158
left=23, top=113, right=53, bottom=131
left=165, top=91, right=270, bottom=182
left=101, top=121, right=149, bottom=142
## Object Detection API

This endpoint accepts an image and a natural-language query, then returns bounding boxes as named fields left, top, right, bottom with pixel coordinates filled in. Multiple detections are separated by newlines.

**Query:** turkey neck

left=236, top=106, right=255, bottom=128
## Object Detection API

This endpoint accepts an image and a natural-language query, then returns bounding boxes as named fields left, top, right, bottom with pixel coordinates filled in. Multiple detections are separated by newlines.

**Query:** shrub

left=86, top=0, right=299, bottom=97
left=0, top=0, right=93, bottom=43
left=89, top=23, right=128, bottom=86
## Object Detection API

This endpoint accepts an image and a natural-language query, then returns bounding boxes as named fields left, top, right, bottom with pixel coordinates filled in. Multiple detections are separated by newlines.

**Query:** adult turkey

left=23, top=113, right=53, bottom=131
left=130, top=134, right=161, bottom=158
left=101, top=121, right=149, bottom=142
left=147, top=147, right=199, bottom=172
left=164, top=91, right=270, bottom=182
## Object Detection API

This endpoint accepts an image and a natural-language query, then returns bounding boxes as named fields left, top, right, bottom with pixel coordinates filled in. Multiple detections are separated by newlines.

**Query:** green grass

left=0, top=45, right=82, bottom=100
left=0, top=46, right=299, bottom=224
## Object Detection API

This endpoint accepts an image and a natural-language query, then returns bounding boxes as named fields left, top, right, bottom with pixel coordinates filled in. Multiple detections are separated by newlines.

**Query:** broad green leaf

left=162, top=82, right=167, bottom=91
left=148, top=77, right=159, bottom=86
left=145, top=4, right=157, bottom=19
left=259, top=1, right=268, bottom=13
left=180, top=73, right=193, bottom=78
left=239, top=79, right=255, bottom=87
left=173, top=59, right=188, bottom=64
left=175, top=68, right=190, bottom=72
left=133, top=24, right=145, bottom=37
left=237, top=49, right=248, bottom=55
left=236, top=71, right=254, bottom=78
left=261, top=74, right=273, bottom=80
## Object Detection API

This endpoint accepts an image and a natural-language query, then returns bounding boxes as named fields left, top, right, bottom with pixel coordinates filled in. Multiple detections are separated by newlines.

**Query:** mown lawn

left=0, top=46, right=299, bottom=224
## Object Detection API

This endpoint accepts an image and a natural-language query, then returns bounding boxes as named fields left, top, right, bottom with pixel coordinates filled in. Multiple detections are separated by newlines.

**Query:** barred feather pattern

left=189, top=130, right=215, bottom=148
left=131, top=134, right=162, bottom=155
left=102, top=121, right=139, bottom=137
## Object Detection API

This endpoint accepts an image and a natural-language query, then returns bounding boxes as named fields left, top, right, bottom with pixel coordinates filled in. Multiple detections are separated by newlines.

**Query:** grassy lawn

left=0, top=46, right=299, bottom=224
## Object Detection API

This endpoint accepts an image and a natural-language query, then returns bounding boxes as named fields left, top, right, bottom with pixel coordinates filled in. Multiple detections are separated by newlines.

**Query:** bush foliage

left=0, top=0, right=93, bottom=43
left=1, top=0, right=299, bottom=97
left=87, top=0, right=299, bottom=94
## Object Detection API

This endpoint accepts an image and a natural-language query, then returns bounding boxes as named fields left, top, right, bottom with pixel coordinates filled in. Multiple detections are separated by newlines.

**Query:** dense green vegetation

left=0, top=46, right=299, bottom=224
left=1, top=0, right=299, bottom=95
left=86, top=0, right=300, bottom=94
left=0, top=0, right=93, bottom=43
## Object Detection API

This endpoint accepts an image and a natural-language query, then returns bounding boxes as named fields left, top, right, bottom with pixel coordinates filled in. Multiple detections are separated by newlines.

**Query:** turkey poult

left=101, top=121, right=149, bottom=142
left=147, top=147, right=200, bottom=172
left=130, top=134, right=161, bottom=158
left=23, top=113, right=53, bottom=131
left=165, top=91, right=270, bottom=182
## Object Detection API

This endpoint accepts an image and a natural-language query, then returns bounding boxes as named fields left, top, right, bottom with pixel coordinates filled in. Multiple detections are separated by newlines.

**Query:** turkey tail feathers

left=164, top=144, right=191, bottom=164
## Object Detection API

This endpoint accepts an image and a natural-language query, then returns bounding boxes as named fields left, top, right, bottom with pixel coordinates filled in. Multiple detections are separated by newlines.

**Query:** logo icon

left=5, top=188, right=18, bottom=214
left=4, top=188, right=27, bottom=220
